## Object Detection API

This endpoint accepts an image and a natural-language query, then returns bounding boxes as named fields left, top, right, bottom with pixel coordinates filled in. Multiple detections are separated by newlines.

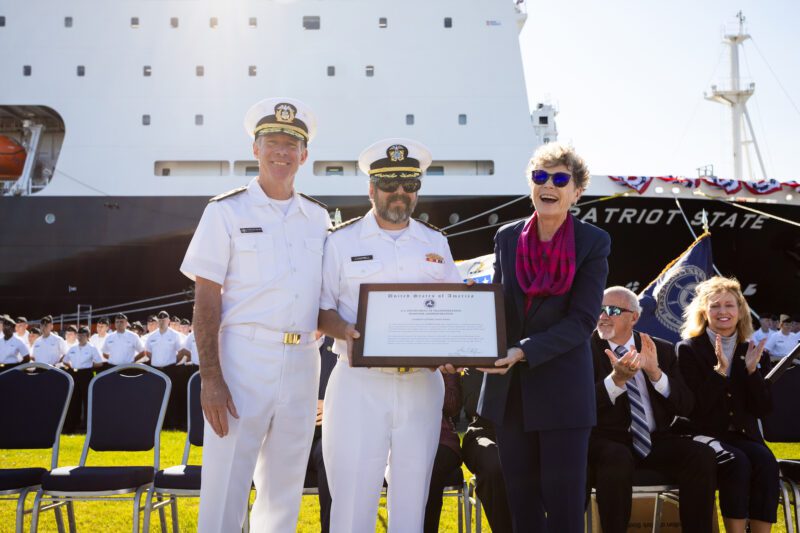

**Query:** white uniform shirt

left=603, top=335, right=671, bottom=433
left=181, top=178, right=331, bottom=332
left=145, top=328, right=183, bottom=367
left=320, top=210, right=462, bottom=357
left=765, top=331, right=800, bottom=358
left=183, top=332, right=200, bottom=365
left=64, top=344, right=103, bottom=369
left=89, top=333, right=108, bottom=359
left=14, top=331, right=29, bottom=345
left=31, top=334, right=68, bottom=365
left=750, top=328, right=771, bottom=344
left=102, top=330, right=145, bottom=365
left=1, top=335, right=29, bottom=364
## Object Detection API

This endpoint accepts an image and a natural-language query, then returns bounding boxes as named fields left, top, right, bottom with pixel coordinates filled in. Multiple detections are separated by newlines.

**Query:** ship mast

left=705, top=11, right=768, bottom=181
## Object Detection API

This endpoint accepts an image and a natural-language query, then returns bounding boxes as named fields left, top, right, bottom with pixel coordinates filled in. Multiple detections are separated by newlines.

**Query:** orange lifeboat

left=0, top=135, right=26, bottom=180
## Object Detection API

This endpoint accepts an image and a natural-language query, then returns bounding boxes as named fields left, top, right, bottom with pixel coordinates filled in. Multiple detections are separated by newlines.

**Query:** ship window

left=65, top=17, right=73, bottom=28
left=161, top=168, right=171, bottom=176
left=170, top=17, right=179, bottom=28
left=458, top=114, right=467, bottom=125
left=378, top=17, right=387, bottom=28
left=326, top=166, right=344, bottom=176
left=0, top=16, right=5, bottom=27
left=209, top=17, right=219, bottom=29
left=196, top=65, right=204, bottom=77
left=538, top=116, right=548, bottom=125
left=303, top=16, right=320, bottom=30
left=444, top=17, right=453, bottom=28
left=543, top=137, right=550, bottom=143
left=76, top=65, right=85, bottom=77
left=248, top=65, right=257, bottom=77
left=249, top=17, right=257, bottom=28
left=365, top=65, right=374, bottom=77
left=142, top=114, right=151, bottom=126
left=195, top=114, right=204, bottom=126
left=143, top=65, right=152, bottom=77
left=327, top=65, right=335, bottom=77
left=131, top=17, right=140, bottom=28
left=245, top=166, right=258, bottom=176
left=406, top=114, right=415, bottom=125
left=427, top=166, right=444, bottom=176
left=23, top=65, right=31, bottom=76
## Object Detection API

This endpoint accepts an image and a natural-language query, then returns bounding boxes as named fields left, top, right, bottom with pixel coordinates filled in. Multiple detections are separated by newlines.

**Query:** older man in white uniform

left=319, top=138, right=462, bottom=532
left=181, top=97, right=330, bottom=533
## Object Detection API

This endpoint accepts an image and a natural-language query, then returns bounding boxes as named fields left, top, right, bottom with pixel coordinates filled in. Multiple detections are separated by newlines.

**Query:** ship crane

left=704, top=11, right=769, bottom=182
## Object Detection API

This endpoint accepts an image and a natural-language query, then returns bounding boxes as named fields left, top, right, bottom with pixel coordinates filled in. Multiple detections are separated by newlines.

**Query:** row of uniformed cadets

left=0, top=311, right=200, bottom=432
left=180, top=97, right=463, bottom=532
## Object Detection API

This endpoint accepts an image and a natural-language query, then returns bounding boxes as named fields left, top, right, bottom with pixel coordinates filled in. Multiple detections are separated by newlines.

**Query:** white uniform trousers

left=322, top=360, right=444, bottom=533
left=197, top=328, right=320, bottom=533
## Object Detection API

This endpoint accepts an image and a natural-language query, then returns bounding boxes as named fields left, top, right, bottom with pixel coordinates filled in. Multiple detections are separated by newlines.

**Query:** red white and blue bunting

left=606, top=175, right=798, bottom=196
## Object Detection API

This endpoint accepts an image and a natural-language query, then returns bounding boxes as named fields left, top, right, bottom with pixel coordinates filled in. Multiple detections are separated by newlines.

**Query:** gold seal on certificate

left=352, top=283, right=506, bottom=367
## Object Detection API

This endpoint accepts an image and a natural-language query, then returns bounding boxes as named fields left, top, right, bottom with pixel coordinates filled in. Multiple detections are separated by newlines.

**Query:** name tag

left=240, top=227, right=263, bottom=233
left=351, top=255, right=373, bottom=262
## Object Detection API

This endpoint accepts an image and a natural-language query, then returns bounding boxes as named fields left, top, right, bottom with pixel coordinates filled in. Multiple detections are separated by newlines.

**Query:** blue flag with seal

left=636, top=232, right=714, bottom=344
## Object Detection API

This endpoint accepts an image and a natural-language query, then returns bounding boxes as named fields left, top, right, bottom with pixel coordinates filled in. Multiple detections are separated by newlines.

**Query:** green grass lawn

left=2, top=433, right=798, bottom=532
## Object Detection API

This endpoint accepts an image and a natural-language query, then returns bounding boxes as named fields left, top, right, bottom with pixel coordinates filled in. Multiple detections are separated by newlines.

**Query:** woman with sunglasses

left=478, top=142, right=610, bottom=532
left=677, top=276, right=778, bottom=533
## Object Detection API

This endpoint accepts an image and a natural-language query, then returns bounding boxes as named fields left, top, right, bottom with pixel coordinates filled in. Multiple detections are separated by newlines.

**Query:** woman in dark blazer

left=677, top=276, right=778, bottom=533
left=478, top=143, right=610, bottom=532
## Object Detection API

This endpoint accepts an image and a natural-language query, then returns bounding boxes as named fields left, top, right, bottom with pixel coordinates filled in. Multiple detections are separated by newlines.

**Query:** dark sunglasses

left=599, top=305, right=633, bottom=317
left=531, top=169, right=572, bottom=188
left=374, top=179, right=422, bottom=194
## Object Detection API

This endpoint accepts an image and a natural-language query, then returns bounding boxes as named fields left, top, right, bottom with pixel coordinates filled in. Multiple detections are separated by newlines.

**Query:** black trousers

left=64, top=368, right=95, bottom=433
left=307, top=435, right=331, bottom=533
left=462, top=423, right=513, bottom=533
left=423, top=444, right=462, bottom=533
left=717, top=432, right=780, bottom=522
left=155, top=364, right=188, bottom=429
left=588, top=434, right=717, bottom=533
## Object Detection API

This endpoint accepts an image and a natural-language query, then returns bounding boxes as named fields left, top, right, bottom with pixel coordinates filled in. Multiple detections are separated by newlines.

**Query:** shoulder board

left=328, top=216, right=363, bottom=233
left=209, top=186, right=247, bottom=203
left=298, top=192, right=328, bottom=210
left=414, top=218, right=446, bottom=235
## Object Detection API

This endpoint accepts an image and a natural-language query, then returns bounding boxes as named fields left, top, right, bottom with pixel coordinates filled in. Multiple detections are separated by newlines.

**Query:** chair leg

left=791, top=479, right=800, bottom=533
left=53, top=499, right=66, bottom=533
left=475, top=495, right=482, bottom=533
left=463, top=483, right=471, bottom=533
left=169, top=497, right=179, bottom=533
left=133, top=485, right=148, bottom=533
left=15, top=487, right=31, bottom=533
left=780, top=479, right=795, bottom=533
left=156, top=494, right=167, bottom=533
left=458, top=491, right=464, bottom=533
left=65, top=500, right=77, bottom=533
left=652, top=493, right=664, bottom=533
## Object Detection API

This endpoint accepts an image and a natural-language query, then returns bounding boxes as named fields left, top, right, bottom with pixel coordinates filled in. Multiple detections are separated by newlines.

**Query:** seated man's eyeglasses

left=599, top=305, right=633, bottom=317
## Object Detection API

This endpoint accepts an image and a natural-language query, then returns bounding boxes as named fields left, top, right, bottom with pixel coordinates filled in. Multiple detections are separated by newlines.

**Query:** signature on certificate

left=450, top=346, right=481, bottom=356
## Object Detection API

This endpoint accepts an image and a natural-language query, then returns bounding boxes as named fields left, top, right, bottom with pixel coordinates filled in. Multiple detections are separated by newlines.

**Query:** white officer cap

left=243, top=97, right=317, bottom=143
left=358, top=138, right=433, bottom=179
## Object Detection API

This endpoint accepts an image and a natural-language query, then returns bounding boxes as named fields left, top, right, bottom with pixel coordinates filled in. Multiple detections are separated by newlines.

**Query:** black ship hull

left=2, top=194, right=798, bottom=320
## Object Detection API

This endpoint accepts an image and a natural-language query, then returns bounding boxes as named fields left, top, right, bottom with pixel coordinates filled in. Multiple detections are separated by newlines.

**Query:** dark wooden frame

left=352, top=283, right=506, bottom=367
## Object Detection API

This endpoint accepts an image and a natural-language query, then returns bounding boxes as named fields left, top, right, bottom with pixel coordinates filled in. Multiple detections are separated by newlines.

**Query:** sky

left=519, top=0, right=800, bottom=181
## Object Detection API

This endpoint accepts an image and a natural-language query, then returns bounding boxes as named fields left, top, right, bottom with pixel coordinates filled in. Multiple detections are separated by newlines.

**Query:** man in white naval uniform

left=1, top=314, right=30, bottom=369
left=145, top=310, right=185, bottom=427
left=318, top=138, right=462, bottom=532
left=181, top=97, right=330, bottom=533
left=31, top=315, right=68, bottom=366
left=89, top=317, right=110, bottom=361
left=14, top=316, right=29, bottom=345
left=101, top=313, right=145, bottom=365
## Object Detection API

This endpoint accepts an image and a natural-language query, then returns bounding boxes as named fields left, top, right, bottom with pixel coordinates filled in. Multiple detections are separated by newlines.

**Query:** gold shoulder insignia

left=299, top=193, right=328, bottom=210
left=329, top=216, right=363, bottom=233
left=209, top=186, right=247, bottom=203
left=414, top=218, right=446, bottom=236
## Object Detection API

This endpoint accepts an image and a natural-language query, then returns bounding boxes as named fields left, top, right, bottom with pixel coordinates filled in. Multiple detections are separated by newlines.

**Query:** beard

left=596, top=323, right=615, bottom=340
left=374, top=193, right=416, bottom=224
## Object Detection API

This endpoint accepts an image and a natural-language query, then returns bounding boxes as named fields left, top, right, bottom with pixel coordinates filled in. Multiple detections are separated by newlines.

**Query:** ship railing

left=52, top=290, right=194, bottom=327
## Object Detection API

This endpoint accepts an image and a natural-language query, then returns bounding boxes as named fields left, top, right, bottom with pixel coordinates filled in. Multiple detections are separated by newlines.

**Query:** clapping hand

left=638, top=333, right=662, bottom=382
left=744, top=337, right=767, bottom=375
left=605, top=347, right=639, bottom=388
left=713, top=334, right=728, bottom=377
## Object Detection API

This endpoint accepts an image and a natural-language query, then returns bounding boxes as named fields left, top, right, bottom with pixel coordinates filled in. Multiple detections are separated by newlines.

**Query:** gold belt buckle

left=283, top=332, right=301, bottom=345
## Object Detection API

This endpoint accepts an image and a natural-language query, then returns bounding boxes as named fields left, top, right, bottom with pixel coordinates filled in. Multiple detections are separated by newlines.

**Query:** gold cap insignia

left=388, top=144, right=408, bottom=162
left=275, top=103, right=297, bottom=124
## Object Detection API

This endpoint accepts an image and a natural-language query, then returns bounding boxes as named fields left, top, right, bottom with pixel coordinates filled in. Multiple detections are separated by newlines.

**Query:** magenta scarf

left=515, top=212, right=577, bottom=310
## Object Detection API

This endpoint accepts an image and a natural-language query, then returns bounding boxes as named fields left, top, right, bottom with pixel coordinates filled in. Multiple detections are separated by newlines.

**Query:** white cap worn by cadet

left=243, top=97, right=318, bottom=143
left=358, top=138, right=432, bottom=179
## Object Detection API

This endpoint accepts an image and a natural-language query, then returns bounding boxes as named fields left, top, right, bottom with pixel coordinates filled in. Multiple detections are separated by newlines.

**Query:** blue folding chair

left=0, top=362, right=73, bottom=533
left=29, top=364, right=170, bottom=533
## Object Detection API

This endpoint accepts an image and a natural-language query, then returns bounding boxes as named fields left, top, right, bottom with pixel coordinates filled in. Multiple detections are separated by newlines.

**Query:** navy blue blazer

left=478, top=214, right=610, bottom=431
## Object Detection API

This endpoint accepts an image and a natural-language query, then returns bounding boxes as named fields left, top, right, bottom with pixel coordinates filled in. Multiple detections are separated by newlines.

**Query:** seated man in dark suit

left=589, top=286, right=717, bottom=533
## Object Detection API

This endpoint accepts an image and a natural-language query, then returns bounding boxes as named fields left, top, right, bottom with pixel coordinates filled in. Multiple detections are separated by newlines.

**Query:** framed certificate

left=352, top=283, right=506, bottom=367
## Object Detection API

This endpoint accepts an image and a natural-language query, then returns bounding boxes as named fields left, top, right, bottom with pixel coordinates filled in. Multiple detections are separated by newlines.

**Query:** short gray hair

left=604, top=286, right=642, bottom=314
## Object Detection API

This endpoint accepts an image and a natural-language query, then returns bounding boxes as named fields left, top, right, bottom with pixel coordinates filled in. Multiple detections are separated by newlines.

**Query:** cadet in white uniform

left=63, top=326, right=103, bottom=431
left=179, top=331, right=200, bottom=366
left=145, top=310, right=185, bottom=427
left=64, top=324, right=78, bottom=350
left=14, top=316, right=29, bottom=345
left=102, top=313, right=145, bottom=365
left=319, top=138, right=462, bottom=532
left=31, top=315, right=68, bottom=366
left=181, top=97, right=330, bottom=533
left=1, top=314, right=30, bottom=369
left=89, top=317, right=110, bottom=362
